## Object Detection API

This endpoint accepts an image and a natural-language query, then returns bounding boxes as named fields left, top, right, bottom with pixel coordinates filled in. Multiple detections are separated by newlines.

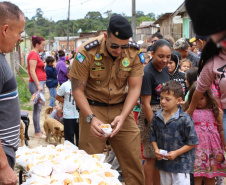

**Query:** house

left=19, top=31, right=32, bottom=66
left=136, top=21, right=159, bottom=43
left=54, top=36, right=79, bottom=51
left=74, top=30, right=106, bottom=49
left=153, top=2, right=194, bottom=41
left=154, top=13, right=183, bottom=41
left=172, top=2, right=195, bottom=39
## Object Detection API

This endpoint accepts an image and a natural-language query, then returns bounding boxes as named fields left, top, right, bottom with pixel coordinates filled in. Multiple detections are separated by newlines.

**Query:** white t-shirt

left=57, top=80, right=79, bottom=119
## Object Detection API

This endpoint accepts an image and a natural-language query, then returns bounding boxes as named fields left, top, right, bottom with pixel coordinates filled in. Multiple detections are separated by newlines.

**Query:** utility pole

left=132, top=0, right=136, bottom=41
left=34, top=19, right=36, bottom=35
left=24, top=20, right=27, bottom=51
left=49, top=18, right=52, bottom=51
left=66, top=0, right=70, bottom=52
left=104, top=10, right=112, bottom=19
left=24, top=20, right=27, bottom=65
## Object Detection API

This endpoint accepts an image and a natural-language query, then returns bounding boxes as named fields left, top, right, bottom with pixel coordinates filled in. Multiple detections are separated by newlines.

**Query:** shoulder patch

left=138, top=52, right=145, bottom=64
left=75, top=52, right=86, bottom=63
left=84, top=40, right=100, bottom=51
left=128, top=41, right=140, bottom=50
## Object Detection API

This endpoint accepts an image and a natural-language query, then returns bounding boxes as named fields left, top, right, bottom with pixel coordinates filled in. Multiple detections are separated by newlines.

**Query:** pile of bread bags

left=16, top=141, right=121, bottom=185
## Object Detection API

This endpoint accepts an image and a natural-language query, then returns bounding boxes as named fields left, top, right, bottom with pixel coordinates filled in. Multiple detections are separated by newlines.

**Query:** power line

left=98, top=0, right=116, bottom=13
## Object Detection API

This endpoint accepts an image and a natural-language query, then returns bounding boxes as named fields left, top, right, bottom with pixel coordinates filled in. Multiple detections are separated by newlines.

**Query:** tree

left=156, top=13, right=164, bottom=20
left=85, top=11, right=102, bottom=20
left=35, top=8, right=44, bottom=19
left=136, top=11, right=145, bottom=18
left=146, top=13, right=156, bottom=20
left=136, top=16, right=153, bottom=26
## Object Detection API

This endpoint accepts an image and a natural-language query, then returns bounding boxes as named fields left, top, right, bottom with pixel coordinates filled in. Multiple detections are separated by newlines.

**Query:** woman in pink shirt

left=27, top=36, right=46, bottom=138
left=186, top=0, right=226, bottom=143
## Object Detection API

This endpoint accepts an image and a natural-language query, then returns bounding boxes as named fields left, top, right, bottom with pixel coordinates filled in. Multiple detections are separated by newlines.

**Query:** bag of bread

left=99, top=124, right=112, bottom=137
left=30, top=162, right=53, bottom=176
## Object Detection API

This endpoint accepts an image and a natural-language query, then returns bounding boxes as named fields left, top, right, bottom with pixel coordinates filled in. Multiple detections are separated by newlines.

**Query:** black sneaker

left=118, top=172, right=124, bottom=182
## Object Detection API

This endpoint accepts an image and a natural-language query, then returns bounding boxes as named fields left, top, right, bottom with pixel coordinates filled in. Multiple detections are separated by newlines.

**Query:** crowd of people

left=0, top=0, right=226, bottom=185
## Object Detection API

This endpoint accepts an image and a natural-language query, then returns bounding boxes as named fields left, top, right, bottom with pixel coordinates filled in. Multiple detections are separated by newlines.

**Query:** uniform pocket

left=90, top=70, right=107, bottom=87
left=116, top=70, right=129, bottom=88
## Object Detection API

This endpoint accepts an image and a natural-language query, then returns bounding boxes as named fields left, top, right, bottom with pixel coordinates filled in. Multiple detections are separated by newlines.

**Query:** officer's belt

left=87, top=99, right=125, bottom=107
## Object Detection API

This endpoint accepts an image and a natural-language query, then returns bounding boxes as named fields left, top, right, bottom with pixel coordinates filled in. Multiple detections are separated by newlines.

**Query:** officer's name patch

left=94, top=54, right=102, bottom=61
left=91, top=66, right=105, bottom=71
left=75, top=52, right=86, bottom=63
left=94, top=62, right=103, bottom=66
left=120, top=67, right=132, bottom=72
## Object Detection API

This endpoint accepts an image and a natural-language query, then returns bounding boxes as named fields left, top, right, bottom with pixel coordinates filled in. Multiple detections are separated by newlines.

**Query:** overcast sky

left=9, top=0, right=184, bottom=21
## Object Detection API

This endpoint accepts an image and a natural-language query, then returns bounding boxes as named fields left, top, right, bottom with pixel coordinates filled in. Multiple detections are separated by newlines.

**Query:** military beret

left=108, top=15, right=133, bottom=40
left=185, top=0, right=226, bottom=35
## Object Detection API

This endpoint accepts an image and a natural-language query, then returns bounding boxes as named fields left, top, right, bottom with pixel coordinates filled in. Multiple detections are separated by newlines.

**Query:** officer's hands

left=90, top=117, right=105, bottom=138
left=110, top=115, right=125, bottom=138
left=0, top=164, right=17, bottom=185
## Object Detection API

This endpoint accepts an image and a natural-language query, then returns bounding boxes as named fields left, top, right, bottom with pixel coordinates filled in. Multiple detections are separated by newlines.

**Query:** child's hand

left=155, top=149, right=163, bottom=160
left=164, top=151, right=178, bottom=160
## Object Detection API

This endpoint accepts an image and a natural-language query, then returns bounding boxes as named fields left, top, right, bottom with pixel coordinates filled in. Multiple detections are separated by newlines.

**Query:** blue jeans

left=223, top=109, right=226, bottom=142
left=28, top=81, right=46, bottom=133
left=49, top=87, right=56, bottom=107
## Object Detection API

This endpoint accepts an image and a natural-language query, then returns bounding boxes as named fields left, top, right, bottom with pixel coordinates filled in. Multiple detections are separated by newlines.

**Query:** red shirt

left=27, top=51, right=46, bottom=82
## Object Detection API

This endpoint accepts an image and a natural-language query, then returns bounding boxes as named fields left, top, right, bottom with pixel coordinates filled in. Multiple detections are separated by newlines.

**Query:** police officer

left=70, top=15, right=145, bottom=184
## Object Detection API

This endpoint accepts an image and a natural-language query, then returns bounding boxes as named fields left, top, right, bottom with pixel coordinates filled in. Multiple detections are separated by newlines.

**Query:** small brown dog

left=44, top=118, right=64, bottom=144
left=20, top=122, right=26, bottom=146
left=44, top=106, right=64, bottom=144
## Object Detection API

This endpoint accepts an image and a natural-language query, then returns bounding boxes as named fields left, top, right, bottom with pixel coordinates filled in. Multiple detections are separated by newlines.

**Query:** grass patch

left=19, top=67, right=29, bottom=78
left=16, top=75, right=33, bottom=111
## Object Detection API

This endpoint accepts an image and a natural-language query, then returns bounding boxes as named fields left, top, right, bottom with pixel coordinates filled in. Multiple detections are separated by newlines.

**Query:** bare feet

left=34, top=133, right=46, bottom=138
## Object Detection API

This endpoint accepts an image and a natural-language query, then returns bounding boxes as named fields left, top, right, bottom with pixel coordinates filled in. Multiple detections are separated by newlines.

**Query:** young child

left=149, top=80, right=199, bottom=185
left=45, top=56, right=58, bottom=107
left=167, top=51, right=187, bottom=97
left=143, top=53, right=151, bottom=66
left=183, top=82, right=226, bottom=185
left=50, top=103, right=63, bottom=125
left=179, top=58, right=192, bottom=72
left=56, top=66, right=79, bottom=146
left=56, top=50, right=68, bottom=86
left=184, top=67, right=198, bottom=101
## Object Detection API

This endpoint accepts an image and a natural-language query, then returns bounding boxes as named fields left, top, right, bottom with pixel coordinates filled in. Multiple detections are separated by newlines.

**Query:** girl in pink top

left=27, top=36, right=46, bottom=138
left=187, top=40, right=226, bottom=143
left=184, top=82, right=226, bottom=185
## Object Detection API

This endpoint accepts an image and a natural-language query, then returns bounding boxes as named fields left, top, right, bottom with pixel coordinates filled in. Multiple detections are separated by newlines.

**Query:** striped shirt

left=0, top=53, right=20, bottom=157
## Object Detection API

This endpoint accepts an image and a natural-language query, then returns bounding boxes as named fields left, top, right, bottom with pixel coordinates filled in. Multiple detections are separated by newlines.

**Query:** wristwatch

left=86, top=114, right=96, bottom=124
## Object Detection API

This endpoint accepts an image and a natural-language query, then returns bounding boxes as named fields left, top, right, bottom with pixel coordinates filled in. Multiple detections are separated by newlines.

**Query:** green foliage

left=136, top=16, right=154, bottom=25
left=19, top=67, right=29, bottom=78
left=16, top=75, right=33, bottom=111
left=85, top=11, right=102, bottom=20
left=25, top=8, right=159, bottom=39
left=156, top=13, right=164, bottom=20
left=136, top=11, right=145, bottom=18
